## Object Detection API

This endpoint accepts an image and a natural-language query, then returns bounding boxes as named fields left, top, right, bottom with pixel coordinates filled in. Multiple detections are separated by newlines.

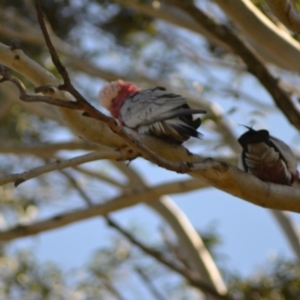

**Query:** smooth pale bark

left=213, top=0, right=300, bottom=72
left=265, top=0, right=300, bottom=33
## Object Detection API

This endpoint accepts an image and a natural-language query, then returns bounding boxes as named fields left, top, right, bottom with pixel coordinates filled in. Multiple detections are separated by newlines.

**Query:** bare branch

left=72, top=166, right=126, bottom=188
left=105, top=216, right=233, bottom=300
left=0, top=178, right=206, bottom=241
left=271, top=210, right=300, bottom=260
left=171, top=1, right=300, bottom=132
left=0, top=70, right=80, bottom=109
left=35, top=0, right=72, bottom=87
left=134, top=266, right=168, bottom=300
left=94, top=272, right=128, bottom=300
left=59, top=169, right=93, bottom=206
left=117, top=0, right=300, bottom=73
left=0, top=82, right=59, bottom=121
left=214, top=0, right=300, bottom=71
left=190, top=158, right=300, bottom=212
left=115, top=0, right=229, bottom=51
left=0, top=150, right=130, bottom=187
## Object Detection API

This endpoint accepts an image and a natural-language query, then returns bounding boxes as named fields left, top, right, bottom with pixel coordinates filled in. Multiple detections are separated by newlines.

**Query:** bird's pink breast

left=110, top=83, right=140, bottom=119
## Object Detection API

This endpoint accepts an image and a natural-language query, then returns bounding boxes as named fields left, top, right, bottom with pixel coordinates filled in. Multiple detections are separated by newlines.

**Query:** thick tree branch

left=190, top=159, right=300, bottom=212
left=0, top=178, right=207, bottom=241
left=214, top=0, right=300, bottom=71
left=117, top=0, right=300, bottom=73
left=171, top=1, right=300, bottom=132
left=265, top=0, right=300, bottom=33
left=114, top=0, right=229, bottom=51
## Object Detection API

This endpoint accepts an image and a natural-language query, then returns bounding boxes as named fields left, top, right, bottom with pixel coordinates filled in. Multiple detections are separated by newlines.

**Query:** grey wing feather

left=270, top=136, right=298, bottom=174
left=138, top=108, right=206, bottom=126
left=119, top=88, right=205, bottom=127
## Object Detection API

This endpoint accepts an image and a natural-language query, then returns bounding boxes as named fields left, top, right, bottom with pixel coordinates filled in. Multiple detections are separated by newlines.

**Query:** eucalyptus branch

left=265, top=0, right=300, bottom=33
left=0, top=150, right=129, bottom=187
left=213, top=0, right=300, bottom=71
left=0, top=178, right=206, bottom=241
left=271, top=210, right=300, bottom=260
left=171, top=0, right=300, bottom=131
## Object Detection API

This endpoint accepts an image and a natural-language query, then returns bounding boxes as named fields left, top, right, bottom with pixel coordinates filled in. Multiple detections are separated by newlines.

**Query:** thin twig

left=35, top=0, right=72, bottom=87
left=0, top=150, right=128, bottom=187
left=0, top=70, right=79, bottom=109
left=72, top=166, right=125, bottom=188
left=94, top=271, right=129, bottom=300
left=105, top=216, right=234, bottom=300
left=59, top=170, right=93, bottom=206
left=135, top=266, right=168, bottom=300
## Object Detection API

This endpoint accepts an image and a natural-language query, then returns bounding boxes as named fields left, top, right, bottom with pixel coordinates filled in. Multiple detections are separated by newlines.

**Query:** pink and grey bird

left=238, top=128, right=299, bottom=185
left=99, top=80, right=206, bottom=144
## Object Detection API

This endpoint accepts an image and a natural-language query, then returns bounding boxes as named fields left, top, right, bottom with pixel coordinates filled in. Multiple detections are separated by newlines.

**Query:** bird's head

left=99, top=79, right=140, bottom=117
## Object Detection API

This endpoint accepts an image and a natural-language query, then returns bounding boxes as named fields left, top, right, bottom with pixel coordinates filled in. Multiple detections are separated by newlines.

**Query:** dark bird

left=238, top=128, right=299, bottom=185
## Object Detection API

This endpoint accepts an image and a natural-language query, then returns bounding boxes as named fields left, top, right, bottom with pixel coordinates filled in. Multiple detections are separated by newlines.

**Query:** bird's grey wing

left=270, top=136, right=298, bottom=173
left=138, top=108, right=206, bottom=126
left=120, top=88, right=204, bottom=127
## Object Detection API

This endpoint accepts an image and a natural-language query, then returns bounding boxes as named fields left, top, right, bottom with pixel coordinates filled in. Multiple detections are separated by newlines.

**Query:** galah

left=238, top=128, right=299, bottom=185
left=99, top=80, right=206, bottom=144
